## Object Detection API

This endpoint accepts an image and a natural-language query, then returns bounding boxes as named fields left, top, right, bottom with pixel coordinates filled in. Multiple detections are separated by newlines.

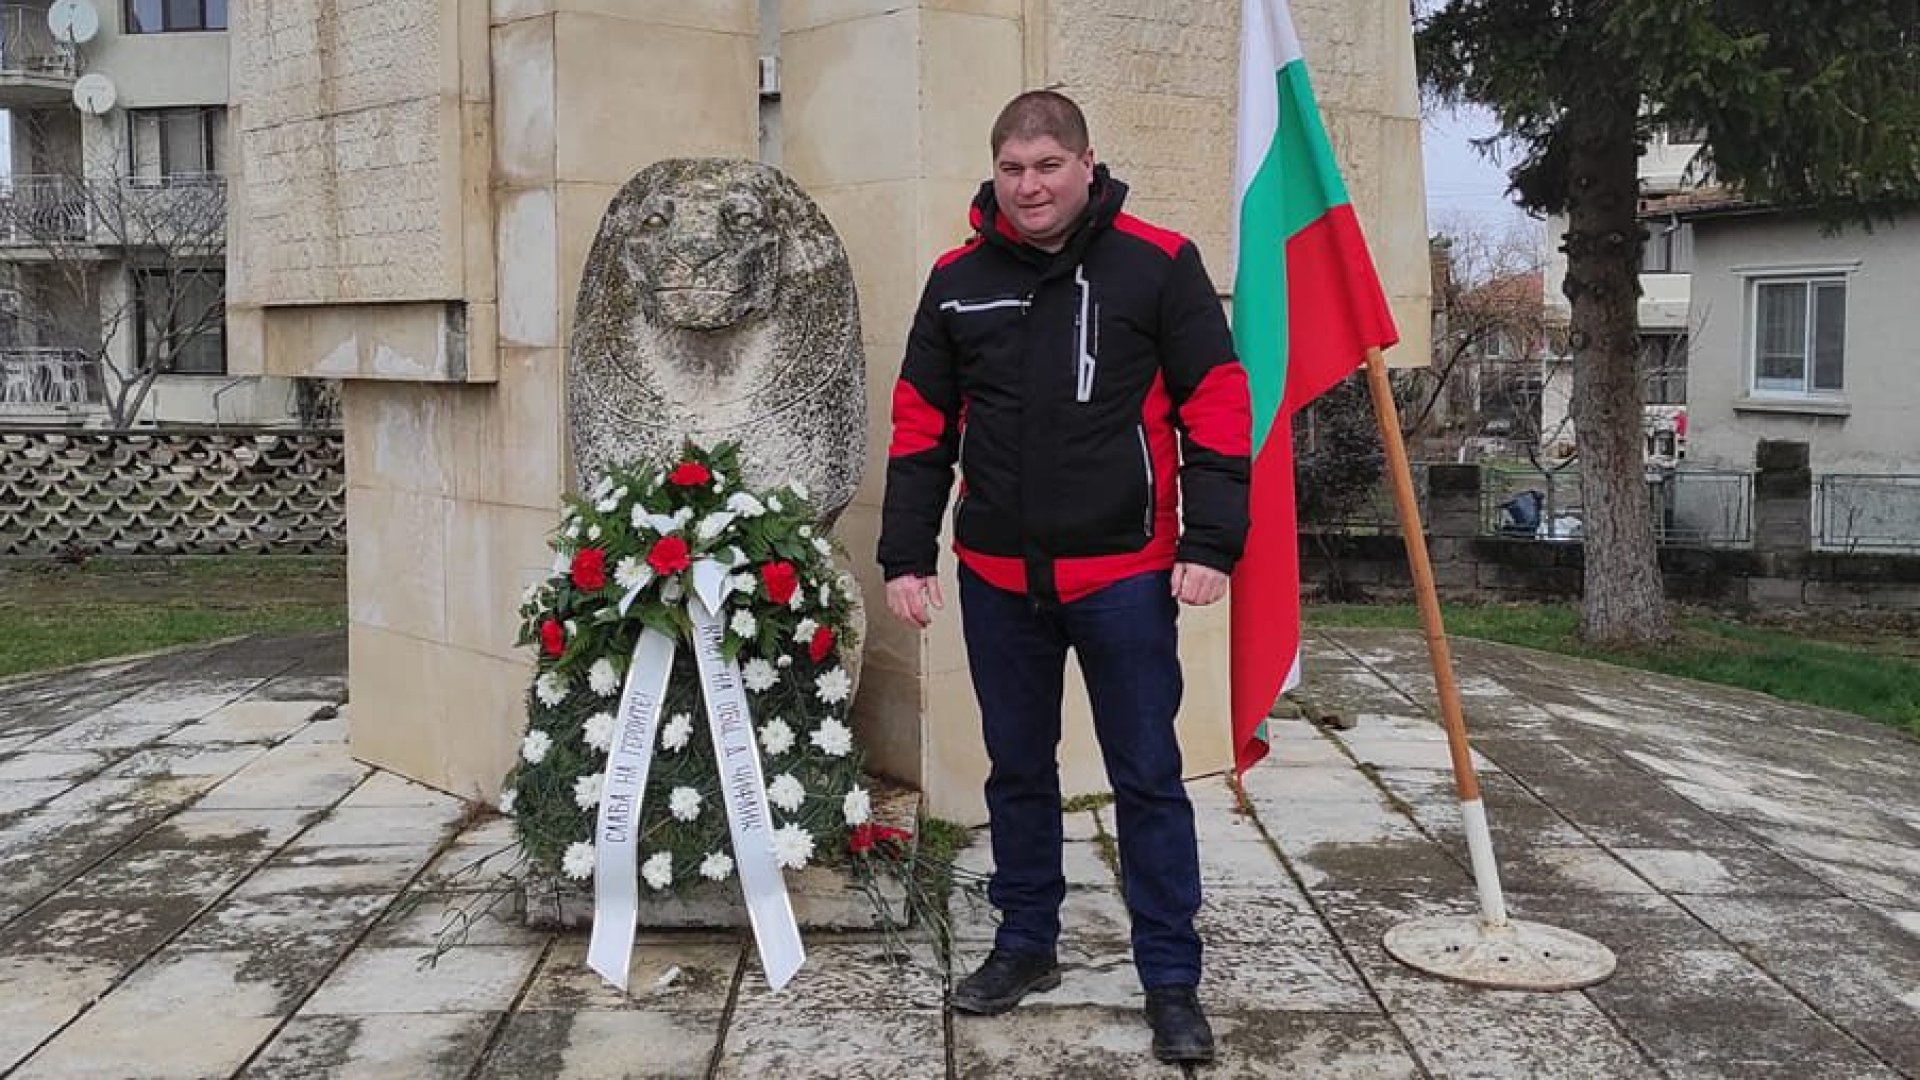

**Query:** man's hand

left=1170, top=563, right=1229, bottom=607
left=886, top=574, right=945, bottom=628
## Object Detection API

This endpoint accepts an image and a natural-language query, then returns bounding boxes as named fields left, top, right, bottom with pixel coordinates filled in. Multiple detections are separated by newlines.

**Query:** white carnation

left=742, top=659, right=779, bottom=693
left=669, top=786, right=702, bottom=822
left=760, top=718, right=795, bottom=756
left=700, top=852, right=735, bottom=882
left=711, top=470, right=726, bottom=488
left=772, top=824, right=815, bottom=870
left=791, top=481, right=810, bottom=500
left=843, top=787, right=871, bottom=825
left=793, top=618, right=819, bottom=643
left=813, top=537, right=832, bottom=557
left=726, top=492, right=766, bottom=518
left=591, top=476, right=614, bottom=500
left=642, top=851, right=673, bottom=891
left=583, top=711, right=616, bottom=751
left=567, top=522, right=581, bottom=540
left=730, top=609, right=757, bottom=639
left=662, top=712, right=693, bottom=752
left=767, top=773, right=805, bottom=813
left=588, top=658, right=620, bottom=697
left=729, top=571, right=758, bottom=595
left=811, top=717, right=854, bottom=757
left=534, top=672, right=568, bottom=707
left=497, top=787, right=517, bottom=815
left=562, top=841, right=596, bottom=881
left=820, top=581, right=836, bottom=606
left=696, top=511, right=737, bottom=542
left=674, top=506, right=695, bottom=526
left=520, top=729, right=553, bottom=764
left=588, top=524, right=603, bottom=541
left=776, top=655, right=793, bottom=669
left=767, top=495, right=784, bottom=514
left=614, top=557, right=651, bottom=592
left=814, top=668, right=852, bottom=706
left=573, top=772, right=604, bottom=810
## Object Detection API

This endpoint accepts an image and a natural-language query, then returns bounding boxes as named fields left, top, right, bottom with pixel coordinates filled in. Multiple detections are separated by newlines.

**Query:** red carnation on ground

left=667, top=462, right=712, bottom=487
left=761, top=561, right=798, bottom=605
left=848, top=823, right=876, bottom=854
left=570, top=547, right=608, bottom=591
left=848, top=823, right=913, bottom=856
left=809, top=625, right=836, bottom=663
left=539, top=617, right=565, bottom=658
left=647, top=535, right=692, bottom=575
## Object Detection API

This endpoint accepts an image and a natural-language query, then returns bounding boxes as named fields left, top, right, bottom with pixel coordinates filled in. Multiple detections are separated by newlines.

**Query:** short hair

left=990, top=90, right=1090, bottom=156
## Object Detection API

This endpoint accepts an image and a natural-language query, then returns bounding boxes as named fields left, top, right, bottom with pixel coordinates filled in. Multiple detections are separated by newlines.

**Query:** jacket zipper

left=1074, top=266, right=1096, bottom=402
left=1136, top=424, right=1154, bottom=538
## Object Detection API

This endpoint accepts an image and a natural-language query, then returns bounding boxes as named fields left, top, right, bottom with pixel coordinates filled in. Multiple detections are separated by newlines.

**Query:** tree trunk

left=1561, top=93, right=1672, bottom=644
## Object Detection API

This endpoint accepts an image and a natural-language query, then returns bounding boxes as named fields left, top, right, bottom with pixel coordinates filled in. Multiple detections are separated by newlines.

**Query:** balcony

left=0, top=174, right=228, bottom=254
left=0, top=347, right=102, bottom=419
left=0, top=5, right=77, bottom=105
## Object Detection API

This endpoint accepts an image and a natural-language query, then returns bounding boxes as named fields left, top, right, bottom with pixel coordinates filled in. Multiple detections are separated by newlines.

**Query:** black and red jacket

left=879, top=167, right=1252, bottom=604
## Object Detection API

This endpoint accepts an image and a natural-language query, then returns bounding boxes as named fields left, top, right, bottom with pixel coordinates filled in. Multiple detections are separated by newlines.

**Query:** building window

left=1751, top=277, right=1845, bottom=395
left=1641, top=333, right=1689, bottom=405
left=126, top=0, right=226, bottom=33
left=129, top=108, right=223, bottom=180
left=134, top=267, right=225, bottom=375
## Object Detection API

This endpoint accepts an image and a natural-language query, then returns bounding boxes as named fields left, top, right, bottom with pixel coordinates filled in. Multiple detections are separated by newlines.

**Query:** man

left=878, top=90, right=1251, bottom=1065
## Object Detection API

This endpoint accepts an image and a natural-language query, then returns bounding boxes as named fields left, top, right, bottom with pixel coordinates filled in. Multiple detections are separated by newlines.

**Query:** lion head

left=567, top=159, right=867, bottom=527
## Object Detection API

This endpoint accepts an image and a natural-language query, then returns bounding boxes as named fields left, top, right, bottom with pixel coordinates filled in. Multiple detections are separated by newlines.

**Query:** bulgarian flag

left=1230, top=0, right=1399, bottom=772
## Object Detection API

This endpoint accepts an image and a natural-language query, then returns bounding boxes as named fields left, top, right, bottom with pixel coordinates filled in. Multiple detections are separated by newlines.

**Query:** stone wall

left=0, top=429, right=344, bottom=557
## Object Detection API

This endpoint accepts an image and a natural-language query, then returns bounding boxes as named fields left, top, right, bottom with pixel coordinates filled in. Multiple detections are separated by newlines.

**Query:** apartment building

left=0, top=0, right=300, bottom=426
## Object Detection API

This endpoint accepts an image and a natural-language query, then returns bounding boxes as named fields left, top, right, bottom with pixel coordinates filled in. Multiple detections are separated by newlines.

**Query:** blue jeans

left=958, top=564, right=1202, bottom=989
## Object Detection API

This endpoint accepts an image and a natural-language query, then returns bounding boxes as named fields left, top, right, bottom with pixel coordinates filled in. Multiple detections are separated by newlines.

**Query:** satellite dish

left=48, top=0, right=100, bottom=45
left=72, top=72, right=116, bottom=115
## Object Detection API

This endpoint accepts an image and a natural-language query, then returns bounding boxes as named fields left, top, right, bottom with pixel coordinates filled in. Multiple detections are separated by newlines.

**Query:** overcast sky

left=1421, top=102, right=1537, bottom=242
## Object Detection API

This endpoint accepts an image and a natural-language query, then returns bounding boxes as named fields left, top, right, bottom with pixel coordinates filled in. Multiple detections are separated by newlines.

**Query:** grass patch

left=1061, top=790, right=1115, bottom=813
left=0, top=556, right=347, bottom=679
left=1309, top=602, right=1920, bottom=738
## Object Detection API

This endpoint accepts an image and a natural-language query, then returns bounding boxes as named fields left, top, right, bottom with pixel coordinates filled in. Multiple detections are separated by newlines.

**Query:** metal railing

left=0, top=346, right=101, bottom=406
left=0, top=174, right=227, bottom=248
left=0, top=6, right=77, bottom=80
left=1481, top=461, right=1586, bottom=539
left=1816, top=474, right=1920, bottom=553
left=1651, top=468, right=1753, bottom=547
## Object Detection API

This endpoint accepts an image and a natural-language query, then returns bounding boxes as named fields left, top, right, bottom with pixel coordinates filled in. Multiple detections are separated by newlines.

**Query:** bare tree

left=1403, top=212, right=1549, bottom=457
left=0, top=124, right=226, bottom=428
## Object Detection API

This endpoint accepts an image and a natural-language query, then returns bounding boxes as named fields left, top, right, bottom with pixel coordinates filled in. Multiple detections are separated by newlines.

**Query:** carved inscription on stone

left=568, top=160, right=867, bottom=527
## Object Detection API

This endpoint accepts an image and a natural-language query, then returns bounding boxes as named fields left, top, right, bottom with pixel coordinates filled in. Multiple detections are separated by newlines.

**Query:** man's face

left=991, top=135, right=1095, bottom=251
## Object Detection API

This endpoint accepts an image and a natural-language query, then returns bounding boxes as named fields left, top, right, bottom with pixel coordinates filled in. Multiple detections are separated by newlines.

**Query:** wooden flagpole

left=1360, top=346, right=1616, bottom=990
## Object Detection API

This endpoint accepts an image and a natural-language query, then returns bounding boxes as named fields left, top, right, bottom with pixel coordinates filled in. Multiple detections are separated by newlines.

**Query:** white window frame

left=1738, top=263, right=1854, bottom=400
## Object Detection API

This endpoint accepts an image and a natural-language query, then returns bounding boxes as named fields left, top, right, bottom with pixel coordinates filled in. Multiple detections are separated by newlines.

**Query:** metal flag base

left=1383, top=915, right=1617, bottom=991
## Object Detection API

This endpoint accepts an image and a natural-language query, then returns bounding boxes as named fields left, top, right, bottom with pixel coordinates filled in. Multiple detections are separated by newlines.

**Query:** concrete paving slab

left=0, top=751, right=103, bottom=782
left=294, top=805, right=469, bottom=850
left=302, top=946, right=543, bottom=1015
left=737, top=941, right=945, bottom=1010
left=1202, top=1011, right=1425, bottom=1079
left=237, top=845, right=432, bottom=894
left=0, top=954, right=122, bottom=1072
left=0, top=892, right=204, bottom=959
left=477, top=1009, right=725, bottom=1079
left=338, top=770, right=470, bottom=810
left=950, top=1006, right=1179, bottom=1080
left=174, top=890, right=392, bottom=954
left=717, top=1008, right=946, bottom=1080
left=1379, top=981, right=1664, bottom=1079
left=166, top=699, right=331, bottom=746
left=195, top=743, right=371, bottom=810
left=521, top=941, right=739, bottom=1012
left=12, top=950, right=288, bottom=1080
left=0, top=780, right=70, bottom=815
left=369, top=895, right=549, bottom=949
left=1611, top=845, right=1840, bottom=897
left=240, top=1011, right=501, bottom=1080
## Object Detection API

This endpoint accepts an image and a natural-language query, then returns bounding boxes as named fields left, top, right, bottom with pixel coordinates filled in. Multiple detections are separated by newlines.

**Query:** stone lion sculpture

left=567, top=159, right=866, bottom=527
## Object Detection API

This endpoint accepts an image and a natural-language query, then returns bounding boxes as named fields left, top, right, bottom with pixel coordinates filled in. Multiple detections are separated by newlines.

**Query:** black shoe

left=951, top=949, right=1061, bottom=1015
left=1145, top=985, right=1215, bottom=1064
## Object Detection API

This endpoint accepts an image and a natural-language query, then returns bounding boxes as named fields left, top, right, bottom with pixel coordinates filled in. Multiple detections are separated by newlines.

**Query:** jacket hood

left=967, top=164, right=1129, bottom=251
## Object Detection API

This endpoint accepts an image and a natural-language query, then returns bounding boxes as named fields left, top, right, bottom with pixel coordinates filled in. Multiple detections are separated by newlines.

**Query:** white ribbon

left=583, top=560, right=804, bottom=992
left=586, top=625, right=675, bottom=990
left=688, top=560, right=805, bottom=990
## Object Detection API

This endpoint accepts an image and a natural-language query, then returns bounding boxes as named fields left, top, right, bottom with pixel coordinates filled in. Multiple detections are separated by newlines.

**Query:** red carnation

left=761, top=561, right=798, bottom=605
left=667, top=461, right=712, bottom=487
left=809, top=625, right=836, bottom=663
left=848, top=823, right=875, bottom=854
left=647, top=535, right=692, bottom=575
left=570, top=547, right=608, bottom=591
left=539, top=617, right=565, bottom=658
